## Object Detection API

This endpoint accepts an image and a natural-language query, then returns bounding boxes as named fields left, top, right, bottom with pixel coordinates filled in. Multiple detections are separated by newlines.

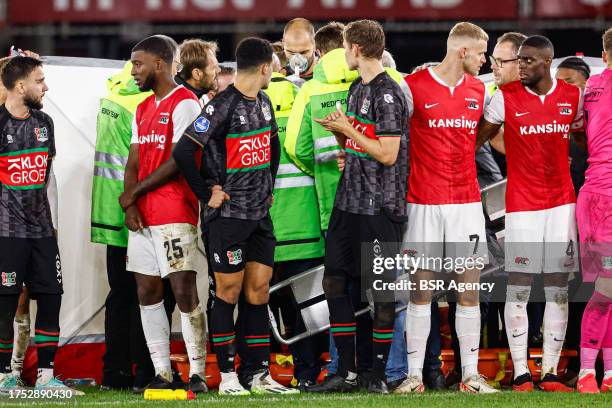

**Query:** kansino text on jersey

left=372, top=279, right=495, bottom=294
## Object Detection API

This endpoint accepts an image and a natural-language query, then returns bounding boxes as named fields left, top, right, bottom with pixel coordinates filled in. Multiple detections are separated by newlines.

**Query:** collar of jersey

left=523, top=77, right=557, bottom=98
left=427, top=67, right=465, bottom=89
left=155, top=85, right=184, bottom=103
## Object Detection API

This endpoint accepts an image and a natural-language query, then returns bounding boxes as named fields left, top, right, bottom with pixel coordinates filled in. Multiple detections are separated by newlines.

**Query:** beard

left=24, top=94, right=43, bottom=110
left=198, top=74, right=216, bottom=93
left=520, top=73, right=539, bottom=87
left=138, top=72, right=156, bottom=92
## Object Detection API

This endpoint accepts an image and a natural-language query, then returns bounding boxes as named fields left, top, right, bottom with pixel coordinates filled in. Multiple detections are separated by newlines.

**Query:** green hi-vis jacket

left=91, top=62, right=151, bottom=247
left=265, top=73, right=325, bottom=262
left=284, top=48, right=408, bottom=230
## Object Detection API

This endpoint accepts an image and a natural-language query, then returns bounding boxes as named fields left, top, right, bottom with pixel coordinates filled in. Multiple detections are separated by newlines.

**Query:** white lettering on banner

left=579, top=0, right=610, bottom=7
left=7, top=154, right=48, bottom=185
left=288, top=0, right=355, bottom=8
left=410, top=0, right=462, bottom=8
left=54, top=0, right=471, bottom=12
left=428, top=117, right=478, bottom=129
left=238, top=134, right=270, bottom=167
left=147, top=0, right=253, bottom=10
left=138, top=131, right=167, bottom=147
left=519, top=122, right=570, bottom=136
left=54, top=0, right=113, bottom=10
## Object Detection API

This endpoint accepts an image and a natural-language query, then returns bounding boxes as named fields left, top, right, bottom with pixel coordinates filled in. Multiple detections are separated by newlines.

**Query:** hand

left=314, top=105, right=353, bottom=137
left=337, top=150, right=346, bottom=172
left=125, top=206, right=144, bottom=232
left=119, top=187, right=138, bottom=211
left=208, top=185, right=230, bottom=209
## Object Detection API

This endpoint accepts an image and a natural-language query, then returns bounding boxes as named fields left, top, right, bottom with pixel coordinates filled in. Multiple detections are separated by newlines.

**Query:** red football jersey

left=132, top=86, right=201, bottom=226
left=484, top=79, right=581, bottom=212
left=405, top=68, right=485, bottom=205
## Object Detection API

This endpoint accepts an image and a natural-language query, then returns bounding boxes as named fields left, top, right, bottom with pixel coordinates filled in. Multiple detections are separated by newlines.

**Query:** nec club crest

left=227, top=249, right=242, bottom=265
left=360, top=98, right=371, bottom=115
left=1, top=271, right=16, bottom=287
left=261, top=103, right=272, bottom=121
left=34, top=127, right=48, bottom=142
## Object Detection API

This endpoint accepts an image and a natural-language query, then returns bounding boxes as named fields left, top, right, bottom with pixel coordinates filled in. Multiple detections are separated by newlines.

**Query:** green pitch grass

left=0, top=388, right=610, bottom=408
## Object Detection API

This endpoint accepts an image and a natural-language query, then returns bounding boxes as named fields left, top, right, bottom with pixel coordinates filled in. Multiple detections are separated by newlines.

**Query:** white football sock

left=181, top=304, right=207, bottom=378
left=456, top=305, right=480, bottom=380
left=542, top=286, right=568, bottom=377
left=505, top=285, right=531, bottom=379
left=12, top=314, right=30, bottom=376
left=405, top=302, right=431, bottom=379
left=140, top=301, right=172, bottom=381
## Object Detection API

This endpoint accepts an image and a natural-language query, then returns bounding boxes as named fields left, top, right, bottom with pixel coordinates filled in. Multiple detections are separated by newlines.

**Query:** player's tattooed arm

left=475, top=117, right=502, bottom=151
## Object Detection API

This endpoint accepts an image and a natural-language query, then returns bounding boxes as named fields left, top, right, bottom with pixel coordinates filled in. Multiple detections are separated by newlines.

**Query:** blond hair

left=604, top=27, right=612, bottom=54
left=449, top=22, right=489, bottom=42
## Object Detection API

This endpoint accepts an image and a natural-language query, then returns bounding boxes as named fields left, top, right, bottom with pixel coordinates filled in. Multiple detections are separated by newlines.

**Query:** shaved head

left=283, top=18, right=316, bottom=76
left=521, top=35, right=554, bottom=58
left=283, top=18, right=315, bottom=39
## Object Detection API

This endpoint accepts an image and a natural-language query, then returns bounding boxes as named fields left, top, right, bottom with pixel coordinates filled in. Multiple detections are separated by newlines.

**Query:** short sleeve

left=484, top=89, right=505, bottom=124
left=483, top=86, right=491, bottom=109
left=130, top=116, right=138, bottom=144
left=270, top=105, right=278, bottom=137
left=402, top=78, right=414, bottom=118
left=47, top=115, right=56, bottom=158
left=172, top=99, right=202, bottom=143
left=260, top=94, right=278, bottom=137
left=182, top=94, right=229, bottom=148
left=374, top=85, right=406, bottom=137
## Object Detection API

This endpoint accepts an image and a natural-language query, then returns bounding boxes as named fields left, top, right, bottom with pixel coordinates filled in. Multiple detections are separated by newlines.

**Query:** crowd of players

left=0, top=17, right=610, bottom=397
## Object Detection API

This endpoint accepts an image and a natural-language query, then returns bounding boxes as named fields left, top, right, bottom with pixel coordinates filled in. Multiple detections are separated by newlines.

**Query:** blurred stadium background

left=1, top=0, right=611, bottom=71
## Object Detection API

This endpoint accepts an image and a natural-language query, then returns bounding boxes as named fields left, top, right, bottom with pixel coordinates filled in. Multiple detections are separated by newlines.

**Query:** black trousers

left=102, top=245, right=176, bottom=382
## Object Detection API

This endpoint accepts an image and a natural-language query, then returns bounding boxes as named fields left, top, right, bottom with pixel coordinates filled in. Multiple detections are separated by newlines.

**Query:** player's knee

left=543, top=272, right=569, bottom=288
left=136, top=283, right=163, bottom=305
left=243, top=278, right=270, bottom=304
left=173, top=288, right=199, bottom=313
left=507, top=272, right=533, bottom=287
left=216, top=280, right=242, bottom=304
